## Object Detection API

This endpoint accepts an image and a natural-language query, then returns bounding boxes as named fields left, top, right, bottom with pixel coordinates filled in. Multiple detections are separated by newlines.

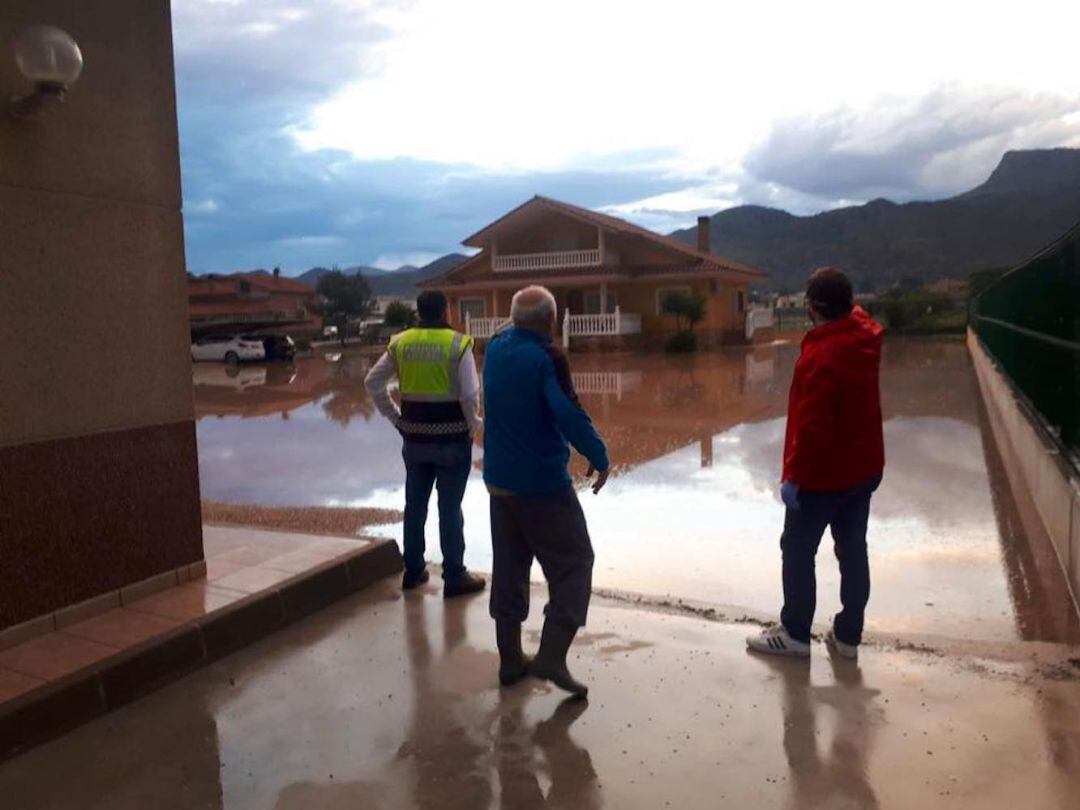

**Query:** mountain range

left=285, top=147, right=1080, bottom=294
left=670, top=148, right=1080, bottom=291
left=294, top=253, right=468, bottom=296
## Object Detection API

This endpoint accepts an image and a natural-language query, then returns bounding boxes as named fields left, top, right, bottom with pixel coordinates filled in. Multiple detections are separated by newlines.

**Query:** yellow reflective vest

left=389, top=327, right=474, bottom=440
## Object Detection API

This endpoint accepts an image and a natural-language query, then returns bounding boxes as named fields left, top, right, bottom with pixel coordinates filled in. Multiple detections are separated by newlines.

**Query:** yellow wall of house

left=445, top=278, right=750, bottom=337
left=613, top=279, right=748, bottom=336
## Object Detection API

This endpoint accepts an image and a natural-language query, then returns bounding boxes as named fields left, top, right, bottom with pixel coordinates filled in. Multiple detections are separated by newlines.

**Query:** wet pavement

left=3, top=578, right=1080, bottom=809
left=194, top=338, right=1079, bottom=644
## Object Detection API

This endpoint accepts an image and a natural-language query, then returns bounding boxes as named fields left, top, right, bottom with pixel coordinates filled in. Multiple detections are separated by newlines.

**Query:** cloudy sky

left=172, top=0, right=1080, bottom=274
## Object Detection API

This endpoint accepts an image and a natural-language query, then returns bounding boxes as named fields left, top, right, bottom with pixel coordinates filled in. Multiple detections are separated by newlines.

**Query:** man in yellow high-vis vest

left=364, top=290, right=486, bottom=598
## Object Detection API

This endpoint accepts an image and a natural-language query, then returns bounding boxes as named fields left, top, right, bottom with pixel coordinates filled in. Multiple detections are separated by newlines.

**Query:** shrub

left=664, top=331, right=698, bottom=353
left=661, top=290, right=707, bottom=332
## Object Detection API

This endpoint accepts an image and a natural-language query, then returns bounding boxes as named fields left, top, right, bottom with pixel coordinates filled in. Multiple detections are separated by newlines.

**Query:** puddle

left=194, top=337, right=1074, bottom=644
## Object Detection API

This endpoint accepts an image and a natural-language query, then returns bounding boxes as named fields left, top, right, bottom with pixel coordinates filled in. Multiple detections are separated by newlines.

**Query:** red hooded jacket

left=783, top=306, right=884, bottom=492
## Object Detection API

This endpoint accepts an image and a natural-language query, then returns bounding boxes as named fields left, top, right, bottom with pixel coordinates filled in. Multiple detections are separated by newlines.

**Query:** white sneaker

left=825, top=629, right=858, bottom=659
left=746, top=625, right=811, bottom=657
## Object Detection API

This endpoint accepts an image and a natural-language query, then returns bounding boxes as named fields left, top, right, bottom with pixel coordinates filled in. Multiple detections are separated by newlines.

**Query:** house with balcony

left=419, top=196, right=768, bottom=348
left=188, top=270, right=321, bottom=338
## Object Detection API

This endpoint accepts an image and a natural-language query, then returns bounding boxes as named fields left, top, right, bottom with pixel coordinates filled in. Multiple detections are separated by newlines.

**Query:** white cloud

left=172, top=0, right=1080, bottom=269
left=187, top=198, right=220, bottom=214
left=371, top=251, right=441, bottom=270
left=294, top=0, right=1080, bottom=175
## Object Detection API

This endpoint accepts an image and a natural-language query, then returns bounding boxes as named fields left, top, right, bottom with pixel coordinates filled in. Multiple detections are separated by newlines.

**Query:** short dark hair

left=416, top=290, right=448, bottom=323
left=806, top=267, right=854, bottom=320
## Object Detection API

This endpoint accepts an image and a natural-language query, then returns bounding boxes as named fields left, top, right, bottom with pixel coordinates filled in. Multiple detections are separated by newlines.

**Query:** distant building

left=188, top=271, right=321, bottom=336
left=420, top=196, right=767, bottom=348
left=925, top=277, right=970, bottom=299
left=776, top=292, right=806, bottom=309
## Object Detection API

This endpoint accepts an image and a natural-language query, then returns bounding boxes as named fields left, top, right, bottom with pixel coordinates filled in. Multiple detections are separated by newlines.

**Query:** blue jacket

left=482, top=327, right=609, bottom=495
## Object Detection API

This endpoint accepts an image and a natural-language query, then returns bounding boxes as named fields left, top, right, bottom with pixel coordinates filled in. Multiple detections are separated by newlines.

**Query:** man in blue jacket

left=483, top=285, right=610, bottom=698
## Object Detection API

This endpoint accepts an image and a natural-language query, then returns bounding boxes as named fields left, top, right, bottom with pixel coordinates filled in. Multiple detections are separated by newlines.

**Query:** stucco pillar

left=0, top=0, right=204, bottom=630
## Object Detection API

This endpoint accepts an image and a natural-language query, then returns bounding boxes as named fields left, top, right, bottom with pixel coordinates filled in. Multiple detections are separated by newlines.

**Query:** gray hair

left=510, top=285, right=557, bottom=331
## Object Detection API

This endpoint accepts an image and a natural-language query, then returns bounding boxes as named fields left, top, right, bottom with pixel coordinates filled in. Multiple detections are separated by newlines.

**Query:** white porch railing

left=745, top=306, right=775, bottom=340
left=464, top=314, right=510, bottom=339
left=745, top=353, right=776, bottom=385
left=561, top=307, right=642, bottom=347
left=465, top=308, right=643, bottom=347
left=571, top=370, right=643, bottom=399
left=493, top=249, right=600, bottom=272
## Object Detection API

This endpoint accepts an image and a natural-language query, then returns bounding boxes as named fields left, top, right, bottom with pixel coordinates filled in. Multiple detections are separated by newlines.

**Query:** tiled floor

left=0, top=526, right=369, bottom=704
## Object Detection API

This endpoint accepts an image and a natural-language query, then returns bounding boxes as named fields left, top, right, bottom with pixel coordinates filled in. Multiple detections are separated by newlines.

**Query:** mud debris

left=201, top=500, right=402, bottom=536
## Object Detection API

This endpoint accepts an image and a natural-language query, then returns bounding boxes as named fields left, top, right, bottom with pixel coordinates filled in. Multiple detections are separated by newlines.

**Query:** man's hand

left=586, top=464, right=610, bottom=495
left=780, top=481, right=800, bottom=510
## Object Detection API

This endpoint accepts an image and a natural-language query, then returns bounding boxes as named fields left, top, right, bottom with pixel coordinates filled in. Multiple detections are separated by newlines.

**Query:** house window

left=459, top=298, right=486, bottom=322
left=584, top=291, right=617, bottom=314
left=736, top=290, right=746, bottom=314
left=656, top=286, right=692, bottom=316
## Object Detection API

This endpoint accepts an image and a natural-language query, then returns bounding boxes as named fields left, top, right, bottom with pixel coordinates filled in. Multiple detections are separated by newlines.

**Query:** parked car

left=190, top=334, right=266, bottom=363
left=321, top=325, right=339, bottom=340
left=260, top=334, right=296, bottom=361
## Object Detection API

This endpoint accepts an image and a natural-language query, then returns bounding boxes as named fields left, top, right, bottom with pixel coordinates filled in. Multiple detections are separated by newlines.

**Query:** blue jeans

left=780, top=474, right=882, bottom=645
left=402, top=440, right=472, bottom=582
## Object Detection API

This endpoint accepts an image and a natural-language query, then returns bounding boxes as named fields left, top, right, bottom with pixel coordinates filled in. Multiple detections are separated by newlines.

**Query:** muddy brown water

left=194, top=336, right=1077, bottom=644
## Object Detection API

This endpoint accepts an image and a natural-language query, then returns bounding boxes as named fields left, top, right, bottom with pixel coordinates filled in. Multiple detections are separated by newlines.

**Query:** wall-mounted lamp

left=7, top=25, right=83, bottom=119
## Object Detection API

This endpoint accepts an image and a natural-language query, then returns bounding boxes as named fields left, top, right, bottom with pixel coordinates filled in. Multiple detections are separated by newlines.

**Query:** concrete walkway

left=2, top=576, right=1079, bottom=809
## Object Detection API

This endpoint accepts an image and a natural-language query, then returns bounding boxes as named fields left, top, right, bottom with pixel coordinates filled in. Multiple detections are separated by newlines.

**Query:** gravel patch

left=201, top=501, right=402, bottom=537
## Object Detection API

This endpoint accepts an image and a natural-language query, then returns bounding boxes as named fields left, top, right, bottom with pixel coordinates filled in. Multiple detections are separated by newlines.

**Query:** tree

left=661, top=290, right=708, bottom=353
left=315, top=270, right=374, bottom=346
left=383, top=300, right=417, bottom=331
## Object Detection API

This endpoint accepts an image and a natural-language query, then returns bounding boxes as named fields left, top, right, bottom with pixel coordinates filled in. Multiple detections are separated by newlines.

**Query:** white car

left=190, top=334, right=266, bottom=363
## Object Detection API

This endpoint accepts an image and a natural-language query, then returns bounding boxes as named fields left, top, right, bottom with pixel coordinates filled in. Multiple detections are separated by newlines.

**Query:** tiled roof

left=529, top=196, right=764, bottom=277
left=189, top=272, right=315, bottom=295
left=426, top=195, right=766, bottom=287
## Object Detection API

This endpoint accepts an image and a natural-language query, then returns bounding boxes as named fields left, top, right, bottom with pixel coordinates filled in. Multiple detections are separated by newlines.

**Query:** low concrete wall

left=968, top=329, right=1080, bottom=614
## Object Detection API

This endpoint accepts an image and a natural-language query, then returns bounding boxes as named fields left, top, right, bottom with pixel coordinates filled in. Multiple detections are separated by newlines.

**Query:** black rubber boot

left=496, top=621, right=530, bottom=686
left=529, top=618, right=588, bottom=699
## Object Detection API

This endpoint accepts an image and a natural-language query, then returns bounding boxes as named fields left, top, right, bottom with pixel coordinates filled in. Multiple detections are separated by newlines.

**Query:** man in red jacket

left=748, top=267, right=884, bottom=659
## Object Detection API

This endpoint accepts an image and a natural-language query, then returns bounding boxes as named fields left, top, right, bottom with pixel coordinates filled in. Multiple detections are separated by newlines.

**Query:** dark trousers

left=402, top=439, right=472, bottom=582
left=489, top=488, right=594, bottom=629
left=780, top=474, right=882, bottom=645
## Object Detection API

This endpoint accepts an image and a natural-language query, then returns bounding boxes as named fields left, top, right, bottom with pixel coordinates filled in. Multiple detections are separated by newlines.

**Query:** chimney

left=697, top=216, right=710, bottom=254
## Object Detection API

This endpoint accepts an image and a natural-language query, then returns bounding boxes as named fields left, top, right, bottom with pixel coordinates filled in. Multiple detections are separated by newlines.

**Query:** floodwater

left=194, top=337, right=1074, bottom=644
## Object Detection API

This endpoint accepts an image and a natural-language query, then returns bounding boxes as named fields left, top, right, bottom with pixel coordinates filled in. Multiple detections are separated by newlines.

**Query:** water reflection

left=194, top=338, right=1069, bottom=642
left=751, top=654, right=881, bottom=810
left=495, top=697, right=600, bottom=810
